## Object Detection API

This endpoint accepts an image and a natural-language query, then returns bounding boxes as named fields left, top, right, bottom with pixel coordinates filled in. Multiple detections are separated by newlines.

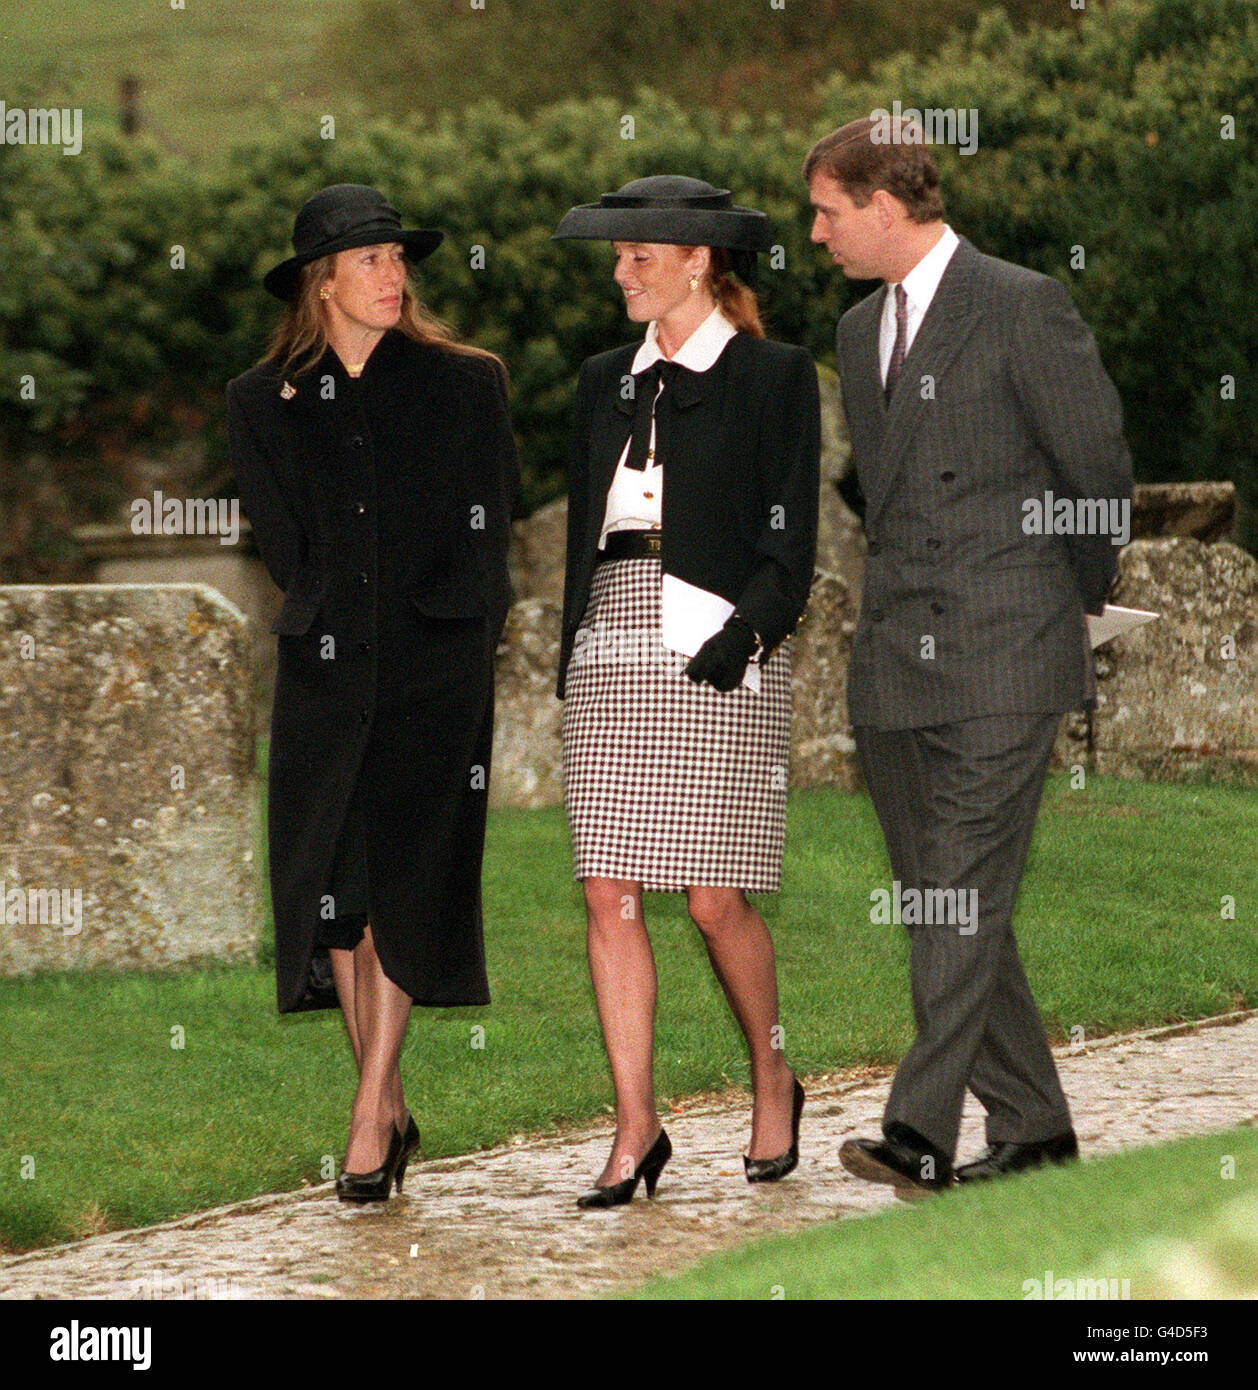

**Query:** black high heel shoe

left=577, top=1128, right=672, bottom=1209
left=336, top=1122, right=403, bottom=1204
left=395, top=1112, right=420, bottom=1194
left=744, top=1075, right=805, bottom=1183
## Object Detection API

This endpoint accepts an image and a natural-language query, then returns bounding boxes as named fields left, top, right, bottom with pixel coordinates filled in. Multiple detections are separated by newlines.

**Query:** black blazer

left=558, top=332, right=821, bottom=698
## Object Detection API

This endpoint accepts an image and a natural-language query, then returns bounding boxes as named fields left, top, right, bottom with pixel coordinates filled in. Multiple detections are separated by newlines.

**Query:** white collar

left=631, top=305, right=738, bottom=374
left=891, top=223, right=959, bottom=315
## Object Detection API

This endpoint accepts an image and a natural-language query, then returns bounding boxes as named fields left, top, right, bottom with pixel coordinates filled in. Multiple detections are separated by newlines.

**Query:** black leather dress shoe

left=839, top=1121, right=952, bottom=1195
left=954, top=1130, right=1078, bottom=1183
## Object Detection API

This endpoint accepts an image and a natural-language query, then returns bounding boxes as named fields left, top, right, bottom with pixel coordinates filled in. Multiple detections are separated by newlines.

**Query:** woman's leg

left=583, top=876, right=661, bottom=1185
left=686, top=886, right=797, bottom=1159
left=329, top=945, right=362, bottom=1064
left=330, top=938, right=409, bottom=1137
left=341, top=924, right=413, bottom=1172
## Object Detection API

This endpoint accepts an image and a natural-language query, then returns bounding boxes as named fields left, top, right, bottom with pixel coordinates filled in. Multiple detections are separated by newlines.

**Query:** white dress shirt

left=878, top=223, right=960, bottom=387
left=598, top=306, right=738, bottom=545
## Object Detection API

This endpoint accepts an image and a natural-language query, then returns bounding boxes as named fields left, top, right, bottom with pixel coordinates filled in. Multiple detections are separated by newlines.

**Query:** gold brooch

left=280, top=381, right=296, bottom=400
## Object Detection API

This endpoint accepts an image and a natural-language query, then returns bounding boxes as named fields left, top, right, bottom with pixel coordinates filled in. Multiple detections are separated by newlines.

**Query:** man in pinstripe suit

left=804, top=116, right=1133, bottom=1194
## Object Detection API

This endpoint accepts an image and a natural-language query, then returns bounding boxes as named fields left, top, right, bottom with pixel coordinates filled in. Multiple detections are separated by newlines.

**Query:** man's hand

left=684, top=616, right=759, bottom=691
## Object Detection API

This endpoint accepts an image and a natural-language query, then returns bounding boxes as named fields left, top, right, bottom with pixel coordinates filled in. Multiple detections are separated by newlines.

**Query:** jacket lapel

left=865, top=238, right=984, bottom=528
left=593, top=348, right=639, bottom=513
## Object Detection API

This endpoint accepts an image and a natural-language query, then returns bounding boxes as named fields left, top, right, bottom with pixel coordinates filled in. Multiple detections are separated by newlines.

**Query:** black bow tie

left=624, top=359, right=684, bottom=470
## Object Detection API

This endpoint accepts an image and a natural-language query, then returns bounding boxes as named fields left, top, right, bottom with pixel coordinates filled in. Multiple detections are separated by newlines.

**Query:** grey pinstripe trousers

left=854, top=714, right=1074, bottom=1157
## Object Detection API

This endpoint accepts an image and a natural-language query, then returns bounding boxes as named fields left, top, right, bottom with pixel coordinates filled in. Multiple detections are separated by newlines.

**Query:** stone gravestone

left=1054, top=538, right=1258, bottom=783
left=0, top=584, right=260, bottom=976
left=490, top=595, right=565, bottom=810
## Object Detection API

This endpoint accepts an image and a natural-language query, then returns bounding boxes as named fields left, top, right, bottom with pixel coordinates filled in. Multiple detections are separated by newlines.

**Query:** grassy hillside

left=0, top=0, right=1072, bottom=162
left=0, top=0, right=340, bottom=159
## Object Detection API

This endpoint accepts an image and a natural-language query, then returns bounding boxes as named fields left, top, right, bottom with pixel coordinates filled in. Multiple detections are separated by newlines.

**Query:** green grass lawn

left=630, top=1123, right=1258, bottom=1299
left=0, top=0, right=341, bottom=160
left=0, top=770, right=1255, bottom=1252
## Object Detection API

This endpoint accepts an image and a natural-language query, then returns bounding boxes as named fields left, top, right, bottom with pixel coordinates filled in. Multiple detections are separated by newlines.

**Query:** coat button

left=360, top=711, right=369, bottom=725
left=931, top=601, right=945, bottom=615
left=926, top=538, right=941, bottom=550
left=940, top=470, right=955, bottom=482
left=358, top=571, right=369, bottom=586
left=354, top=502, right=366, bottom=515
left=350, top=435, right=365, bottom=448
left=358, top=640, right=370, bottom=654
left=867, top=541, right=881, bottom=556
left=871, top=609, right=885, bottom=622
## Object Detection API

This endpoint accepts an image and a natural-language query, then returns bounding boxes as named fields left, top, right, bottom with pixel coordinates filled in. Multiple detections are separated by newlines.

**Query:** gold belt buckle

left=645, top=531, right=661, bottom=554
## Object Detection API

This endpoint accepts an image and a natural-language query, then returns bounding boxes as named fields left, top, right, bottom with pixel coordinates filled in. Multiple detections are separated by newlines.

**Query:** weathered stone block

left=1054, top=539, right=1258, bottom=783
left=790, top=569, right=859, bottom=791
left=490, top=597, right=564, bottom=811
left=0, top=583, right=260, bottom=976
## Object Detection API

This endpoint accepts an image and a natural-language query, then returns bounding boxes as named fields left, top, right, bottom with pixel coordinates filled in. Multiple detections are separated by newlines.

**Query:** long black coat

left=227, top=329, right=520, bottom=1013
left=558, top=333, right=821, bottom=698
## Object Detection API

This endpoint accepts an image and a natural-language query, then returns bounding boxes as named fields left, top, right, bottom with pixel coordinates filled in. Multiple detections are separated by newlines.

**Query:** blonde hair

left=260, top=253, right=503, bottom=377
left=677, top=245, right=765, bottom=337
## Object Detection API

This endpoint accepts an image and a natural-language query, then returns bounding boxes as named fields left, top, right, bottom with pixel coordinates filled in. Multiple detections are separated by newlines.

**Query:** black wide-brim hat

left=263, top=183, right=443, bottom=301
left=552, top=175, right=773, bottom=252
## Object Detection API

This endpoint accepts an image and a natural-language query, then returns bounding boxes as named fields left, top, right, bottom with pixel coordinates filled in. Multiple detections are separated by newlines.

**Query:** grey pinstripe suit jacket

left=837, top=237, right=1133, bottom=730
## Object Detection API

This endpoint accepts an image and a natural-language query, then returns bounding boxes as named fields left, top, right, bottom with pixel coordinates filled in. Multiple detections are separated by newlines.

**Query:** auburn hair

left=676, top=245, right=765, bottom=337
left=260, top=253, right=503, bottom=377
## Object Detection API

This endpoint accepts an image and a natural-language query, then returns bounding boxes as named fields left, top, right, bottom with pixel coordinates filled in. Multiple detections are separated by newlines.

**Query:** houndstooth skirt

left=562, top=557, right=792, bottom=892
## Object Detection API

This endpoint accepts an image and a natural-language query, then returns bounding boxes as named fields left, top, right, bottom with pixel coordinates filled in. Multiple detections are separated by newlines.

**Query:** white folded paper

left=660, top=573, right=761, bottom=692
left=1087, top=604, right=1158, bottom=650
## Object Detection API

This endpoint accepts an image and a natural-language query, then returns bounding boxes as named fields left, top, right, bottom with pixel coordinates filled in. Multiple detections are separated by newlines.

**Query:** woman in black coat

left=552, top=177, right=820, bottom=1205
left=227, top=185, right=519, bottom=1202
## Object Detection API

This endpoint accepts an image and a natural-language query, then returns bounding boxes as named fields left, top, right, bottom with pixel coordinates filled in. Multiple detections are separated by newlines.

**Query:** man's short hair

left=803, top=116, right=945, bottom=223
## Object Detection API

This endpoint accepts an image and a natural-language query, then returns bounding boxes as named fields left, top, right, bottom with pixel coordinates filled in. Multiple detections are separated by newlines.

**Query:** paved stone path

left=3, top=1011, right=1255, bottom=1299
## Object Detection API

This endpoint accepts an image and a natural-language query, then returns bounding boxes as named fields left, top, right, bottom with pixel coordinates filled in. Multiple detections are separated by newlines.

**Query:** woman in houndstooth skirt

left=553, top=177, right=821, bottom=1205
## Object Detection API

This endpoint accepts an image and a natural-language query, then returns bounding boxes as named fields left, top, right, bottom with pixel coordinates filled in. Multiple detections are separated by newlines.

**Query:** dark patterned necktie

left=884, top=282, right=908, bottom=402
left=625, top=359, right=679, bottom=470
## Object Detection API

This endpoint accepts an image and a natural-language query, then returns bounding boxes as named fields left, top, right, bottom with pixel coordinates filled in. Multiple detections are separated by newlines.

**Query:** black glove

left=684, top=615, right=759, bottom=691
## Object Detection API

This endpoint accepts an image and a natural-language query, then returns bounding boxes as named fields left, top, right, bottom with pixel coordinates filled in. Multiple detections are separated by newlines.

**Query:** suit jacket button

left=358, top=571, right=369, bottom=586
left=359, top=711, right=369, bottom=725
left=926, top=537, right=941, bottom=550
left=940, top=470, right=955, bottom=482
left=871, top=609, right=885, bottom=622
left=358, top=640, right=370, bottom=654
left=354, top=502, right=366, bottom=515
left=867, top=541, right=881, bottom=556
left=931, top=601, right=945, bottom=615
left=350, top=435, right=365, bottom=448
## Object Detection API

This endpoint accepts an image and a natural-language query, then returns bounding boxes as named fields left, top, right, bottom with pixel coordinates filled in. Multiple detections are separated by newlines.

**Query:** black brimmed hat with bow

left=552, top=175, right=773, bottom=286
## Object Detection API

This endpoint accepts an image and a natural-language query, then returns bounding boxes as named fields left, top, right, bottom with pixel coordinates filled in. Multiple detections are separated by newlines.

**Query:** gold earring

left=319, top=286, right=330, bottom=300
left=689, top=275, right=699, bottom=292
